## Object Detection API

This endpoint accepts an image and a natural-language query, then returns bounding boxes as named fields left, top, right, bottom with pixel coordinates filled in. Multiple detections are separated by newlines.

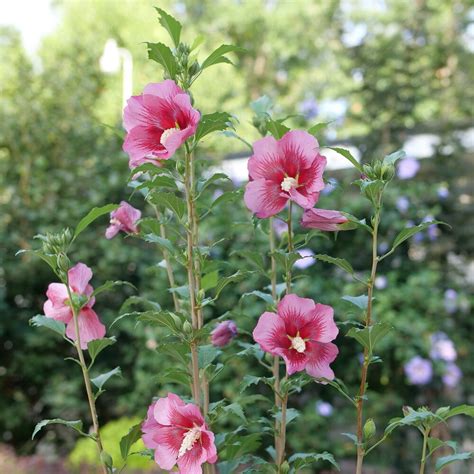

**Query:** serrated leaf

left=119, top=422, right=143, bottom=460
left=223, top=403, right=247, bottom=422
left=242, top=290, right=274, bottom=305
left=383, top=149, right=405, bottom=166
left=194, top=112, right=234, bottom=143
left=30, top=315, right=65, bottom=337
left=197, top=172, right=230, bottom=193
left=87, top=337, right=116, bottom=366
left=149, top=191, right=186, bottom=220
left=267, top=119, right=289, bottom=139
left=435, top=452, right=473, bottom=472
left=201, top=270, right=219, bottom=291
left=342, top=295, right=369, bottom=310
left=340, top=212, right=372, bottom=233
left=137, top=310, right=184, bottom=334
left=315, top=254, right=354, bottom=275
left=441, top=405, right=474, bottom=420
left=91, top=280, right=135, bottom=297
left=198, top=344, right=221, bottom=369
left=214, top=270, right=250, bottom=299
left=289, top=451, right=339, bottom=471
left=32, top=419, right=84, bottom=439
left=74, top=204, right=118, bottom=239
left=341, top=432, right=359, bottom=444
left=328, top=146, right=363, bottom=172
left=155, top=8, right=182, bottom=47
left=143, top=233, right=174, bottom=253
left=156, top=368, right=191, bottom=387
left=147, top=42, right=177, bottom=78
left=427, top=437, right=447, bottom=456
left=275, top=408, right=299, bottom=425
left=307, top=122, right=331, bottom=136
left=346, top=322, right=392, bottom=354
left=210, top=189, right=243, bottom=209
left=201, top=44, right=244, bottom=70
left=91, top=366, right=122, bottom=391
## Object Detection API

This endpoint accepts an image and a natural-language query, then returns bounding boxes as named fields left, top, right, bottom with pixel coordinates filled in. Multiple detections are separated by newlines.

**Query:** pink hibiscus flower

left=123, top=80, right=200, bottom=169
left=43, top=263, right=106, bottom=349
left=253, top=294, right=339, bottom=379
left=300, top=208, right=348, bottom=231
left=142, top=393, right=217, bottom=474
left=105, top=201, right=141, bottom=239
left=244, top=130, right=327, bottom=218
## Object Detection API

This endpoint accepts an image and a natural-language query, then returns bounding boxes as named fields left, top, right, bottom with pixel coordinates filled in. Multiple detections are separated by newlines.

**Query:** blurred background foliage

left=0, top=0, right=473, bottom=472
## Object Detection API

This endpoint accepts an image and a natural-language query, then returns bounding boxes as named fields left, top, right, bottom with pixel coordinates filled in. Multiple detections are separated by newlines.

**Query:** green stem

left=152, top=205, right=180, bottom=313
left=355, top=202, right=381, bottom=474
left=65, top=284, right=107, bottom=474
left=419, top=428, right=430, bottom=474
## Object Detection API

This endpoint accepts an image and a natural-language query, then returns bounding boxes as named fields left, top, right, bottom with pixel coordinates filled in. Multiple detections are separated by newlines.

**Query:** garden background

left=0, top=0, right=473, bottom=472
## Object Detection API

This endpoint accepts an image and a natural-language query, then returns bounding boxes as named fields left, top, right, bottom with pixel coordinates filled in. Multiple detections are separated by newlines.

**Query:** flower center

left=281, top=176, right=298, bottom=192
left=178, top=426, right=201, bottom=458
left=289, top=334, right=306, bottom=353
left=110, top=218, right=121, bottom=226
left=160, top=127, right=179, bottom=147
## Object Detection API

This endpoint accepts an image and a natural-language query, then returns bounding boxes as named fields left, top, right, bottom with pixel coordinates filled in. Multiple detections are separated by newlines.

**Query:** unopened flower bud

left=363, top=418, right=376, bottom=440
left=188, top=61, right=200, bottom=77
left=182, top=321, right=193, bottom=335
left=211, top=320, right=237, bottom=347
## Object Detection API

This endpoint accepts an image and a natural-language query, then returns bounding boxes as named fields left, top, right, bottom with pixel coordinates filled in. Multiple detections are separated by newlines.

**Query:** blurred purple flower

left=378, top=242, right=389, bottom=254
left=374, top=276, right=388, bottom=289
left=444, top=289, right=458, bottom=314
left=430, top=332, right=457, bottom=362
left=404, top=356, right=433, bottom=385
left=397, top=157, right=420, bottom=180
left=272, top=218, right=287, bottom=238
left=294, top=248, right=315, bottom=270
left=437, top=186, right=449, bottom=200
left=315, top=401, right=333, bottom=417
left=423, top=215, right=439, bottom=241
left=442, top=362, right=462, bottom=388
left=396, top=196, right=410, bottom=213
left=298, top=97, right=318, bottom=120
left=211, top=320, right=237, bottom=347
left=321, top=178, right=338, bottom=195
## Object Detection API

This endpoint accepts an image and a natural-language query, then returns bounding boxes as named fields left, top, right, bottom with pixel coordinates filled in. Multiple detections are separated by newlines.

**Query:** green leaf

left=275, top=408, right=299, bottom=425
left=267, top=119, right=290, bottom=139
left=198, top=344, right=221, bottom=369
left=384, top=220, right=449, bottom=257
left=360, top=179, right=385, bottom=203
left=74, top=204, right=118, bottom=239
left=240, top=375, right=273, bottom=393
left=120, top=422, right=143, bottom=460
left=315, top=254, right=354, bottom=275
left=87, top=337, right=116, bottom=366
left=149, top=191, right=186, bottom=220
left=340, top=212, right=372, bottom=233
left=289, top=452, right=339, bottom=471
left=440, top=404, right=474, bottom=420
left=91, top=280, right=136, bottom=297
left=383, top=149, right=405, bottom=166
left=194, top=112, right=234, bottom=143
left=346, top=322, right=392, bottom=355
left=156, top=368, right=191, bottom=387
left=342, top=295, right=369, bottom=310
left=197, top=172, right=230, bottom=193
left=32, top=419, right=85, bottom=439
left=341, top=432, right=359, bottom=445
left=427, top=437, right=447, bottom=457
left=328, top=147, right=363, bottom=172
left=210, top=189, right=243, bottom=209
left=137, top=310, right=184, bottom=335
left=147, top=42, right=177, bottom=78
left=201, top=44, right=244, bottom=70
left=201, top=270, right=219, bottom=291
left=223, top=403, right=247, bottom=423
left=91, top=366, right=122, bottom=391
left=155, top=8, right=182, bottom=47
left=435, top=452, right=473, bottom=472
left=30, top=315, right=65, bottom=337
left=143, top=233, right=174, bottom=253
left=242, top=290, right=274, bottom=305
left=214, top=270, right=250, bottom=299
left=307, top=122, right=331, bottom=137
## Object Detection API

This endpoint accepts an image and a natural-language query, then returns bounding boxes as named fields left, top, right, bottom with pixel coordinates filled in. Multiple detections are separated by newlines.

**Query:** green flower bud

left=363, top=418, right=376, bottom=440
left=182, top=321, right=193, bottom=335
left=279, top=461, right=290, bottom=474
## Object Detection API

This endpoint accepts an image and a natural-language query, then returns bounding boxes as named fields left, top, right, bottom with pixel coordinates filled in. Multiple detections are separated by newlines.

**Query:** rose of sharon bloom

left=244, top=130, right=326, bottom=218
left=43, top=263, right=105, bottom=349
left=442, top=362, right=462, bottom=388
left=404, top=356, right=433, bottom=385
left=301, top=208, right=348, bottom=231
left=105, top=201, right=141, bottom=239
left=253, top=294, right=339, bottom=378
left=142, top=393, right=217, bottom=474
left=123, top=80, right=200, bottom=169
left=211, top=320, right=237, bottom=347
left=430, top=332, right=457, bottom=362
left=397, top=156, right=420, bottom=180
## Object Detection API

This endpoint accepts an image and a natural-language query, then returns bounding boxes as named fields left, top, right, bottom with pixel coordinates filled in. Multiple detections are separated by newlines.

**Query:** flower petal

left=123, top=125, right=168, bottom=166
left=277, top=294, right=316, bottom=325
left=65, top=307, right=106, bottom=350
left=177, top=442, right=207, bottom=474
left=43, top=298, right=72, bottom=323
left=305, top=341, right=339, bottom=380
left=280, top=349, right=308, bottom=375
left=105, top=224, right=120, bottom=240
left=300, top=208, right=348, bottom=231
left=303, top=303, right=339, bottom=343
left=144, top=80, right=183, bottom=100
left=153, top=392, right=186, bottom=426
left=253, top=311, right=288, bottom=355
left=279, top=130, right=320, bottom=168
left=45, top=282, right=69, bottom=305
left=153, top=425, right=183, bottom=470
left=248, top=135, right=285, bottom=182
left=68, top=263, right=93, bottom=295
left=244, top=179, right=288, bottom=218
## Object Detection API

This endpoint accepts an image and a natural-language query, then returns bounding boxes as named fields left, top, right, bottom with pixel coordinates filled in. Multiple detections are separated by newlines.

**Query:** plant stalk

left=355, top=203, right=381, bottom=474
left=66, top=284, right=107, bottom=474
left=419, top=428, right=430, bottom=474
